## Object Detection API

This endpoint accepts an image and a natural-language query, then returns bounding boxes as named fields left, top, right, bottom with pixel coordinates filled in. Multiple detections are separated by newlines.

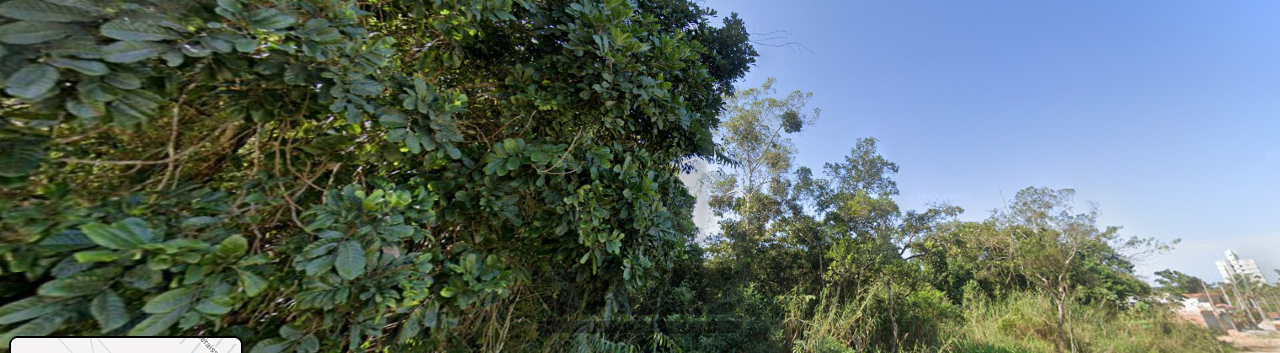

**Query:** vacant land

left=1221, top=332, right=1280, bottom=352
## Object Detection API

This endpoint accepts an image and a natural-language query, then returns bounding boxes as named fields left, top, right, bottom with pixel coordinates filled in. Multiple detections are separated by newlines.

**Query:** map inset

left=10, top=337, right=241, bottom=353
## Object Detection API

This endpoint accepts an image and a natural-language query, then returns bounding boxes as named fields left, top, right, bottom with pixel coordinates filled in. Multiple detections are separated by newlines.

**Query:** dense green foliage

left=643, top=80, right=1227, bottom=353
left=1155, top=269, right=1208, bottom=296
left=0, top=0, right=755, bottom=351
left=0, top=0, right=1241, bottom=352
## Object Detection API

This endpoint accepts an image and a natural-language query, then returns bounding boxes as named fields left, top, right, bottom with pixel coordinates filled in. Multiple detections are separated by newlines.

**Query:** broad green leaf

left=194, top=298, right=232, bottom=315
left=180, top=216, right=220, bottom=228
left=109, top=100, right=148, bottom=128
left=118, top=218, right=155, bottom=243
left=279, top=322, right=303, bottom=340
left=301, top=238, right=338, bottom=259
left=142, top=286, right=196, bottom=314
left=212, top=234, right=248, bottom=262
left=100, top=19, right=178, bottom=41
left=0, top=0, right=95, bottom=22
left=311, top=27, right=341, bottom=44
left=0, top=313, right=67, bottom=347
left=42, top=37, right=100, bottom=58
left=90, top=289, right=129, bottom=332
left=0, top=21, right=74, bottom=44
left=216, top=0, right=242, bottom=14
left=36, top=266, right=118, bottom=297
left=4, top=63, right=57, bottom=99
left=0, top=296, right=64, bottom=324
left=334, top=240, right=366, bottom=280
left=406, top=134, right=421, bottom=153
left=76, top=78, right=113, bottom=101
left=122, top=266, right=162, bottom=290
left=81, top=222, right=143, bottom=249
left=199, top=36, right=232, bottom=53
left=398, top=303, right=438, bottom=342
left=41, top=0, right=102, bottom=11
left=483, top=159, right=502, bottom=175
left=127, top=306, right=186, bottom=335
left=232, top=35, right=257, bottom=52
left=102, top=41, right=167, bottom=63
left=237, top=269, right=267, bottom=297
left=422, top=303, right=439, bottom=328
left=153, top=239, right=206, bottom=254
left=378, top=112, right=406, bottom=128
left=302, top=255, right=333, bottom=276
left=316, top=230, right=342, bottom=239
left=383, top=225, right=413, bottom=238
left=249, top=338, right=289, bottom=353
left=446, top=145, right=462, bottom=159
left=304, top=213, right=335, bottom=231
left=102, top=71, right=140, bottom=89
left=236, top=253, right=270, bottom=266
left=46, top=57, right=108, bottom=76
left=66, top=97, right=106, bottom=118
left=348, top=324, right=361, bottom=351
left=117, top=89, right=162, bottom=113
left=0, top=137, right=45, bottom=177
left=177, top=310, right=200, bottom=330
left=396, top=310, right=421, bottom=343
left=162, top=50, right=183, bottom=67
left=144, top=254, right=174, bottom=271
left=247, top=8, right=295, bottom=30
left=458, top=291, right=480, bottom=308
left=73, top=249, right=120, bottom=263
left=299, top=334, right=319, bottom=353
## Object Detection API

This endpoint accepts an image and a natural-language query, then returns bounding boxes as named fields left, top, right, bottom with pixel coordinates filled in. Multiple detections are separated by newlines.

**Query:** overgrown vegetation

left=955, top=292, right=1229, bottom=353
left=0, top=0, right=1241, bottom=352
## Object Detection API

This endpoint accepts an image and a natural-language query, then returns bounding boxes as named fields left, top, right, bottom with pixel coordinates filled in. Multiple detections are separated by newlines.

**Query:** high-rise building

left=1216, top=250, right=1265, bottom=284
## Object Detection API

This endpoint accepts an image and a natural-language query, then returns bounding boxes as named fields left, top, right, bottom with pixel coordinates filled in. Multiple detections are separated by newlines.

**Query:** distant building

left=1173, top=293, right=1234, bottom=331
left=1216, top=250, right=1266, bottom=284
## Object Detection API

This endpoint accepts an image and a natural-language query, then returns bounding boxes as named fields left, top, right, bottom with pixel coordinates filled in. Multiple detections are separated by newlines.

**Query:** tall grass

left=458, top=285, right=1232, bottom=352
left=783, top=289, right=1231, bottom=353
left=951, top=292, right=1232, bottom=353
left=785, top=282, right=960, bottom=353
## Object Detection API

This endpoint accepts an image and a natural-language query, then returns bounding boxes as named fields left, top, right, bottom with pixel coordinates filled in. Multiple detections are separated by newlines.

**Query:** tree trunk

left=1064, top=291, right=1077, bottom=353
left=1052, top=291, right=1076, bottom=353
left=1055, top=296, right=1066, bottom=353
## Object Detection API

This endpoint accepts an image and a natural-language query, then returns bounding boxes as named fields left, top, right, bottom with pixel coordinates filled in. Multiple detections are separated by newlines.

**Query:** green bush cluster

left=0, top=0, right=755, bottom=351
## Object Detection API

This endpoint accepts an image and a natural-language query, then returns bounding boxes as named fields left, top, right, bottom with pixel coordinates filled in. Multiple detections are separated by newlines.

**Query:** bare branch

left=58, top=125, right=232, bottom=166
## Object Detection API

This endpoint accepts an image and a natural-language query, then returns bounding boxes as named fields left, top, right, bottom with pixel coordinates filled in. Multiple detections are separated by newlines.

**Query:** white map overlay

left=10, top=337, right=241, bottom=353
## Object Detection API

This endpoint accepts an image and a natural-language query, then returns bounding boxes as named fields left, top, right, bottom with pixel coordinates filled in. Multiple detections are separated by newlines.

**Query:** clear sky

left=697, top=0, right=1280, bottom=283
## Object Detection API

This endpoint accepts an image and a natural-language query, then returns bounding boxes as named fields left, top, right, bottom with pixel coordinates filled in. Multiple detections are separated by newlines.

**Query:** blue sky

left=698, top=0, right=1280, bottom=283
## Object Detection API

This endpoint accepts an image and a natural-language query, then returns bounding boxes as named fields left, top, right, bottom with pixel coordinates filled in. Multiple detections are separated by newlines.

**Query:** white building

left=1216, top=250, right=1266, bottom=284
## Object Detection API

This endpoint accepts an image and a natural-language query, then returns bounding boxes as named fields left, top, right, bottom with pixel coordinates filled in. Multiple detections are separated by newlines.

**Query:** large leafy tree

left=0, top=0, right=756, bottom=351
left=983, top=187, right=1167, bottom=353
left=704, top=77, right=817, bottom=288
left=1154, top=269, right=1207, bottom=296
